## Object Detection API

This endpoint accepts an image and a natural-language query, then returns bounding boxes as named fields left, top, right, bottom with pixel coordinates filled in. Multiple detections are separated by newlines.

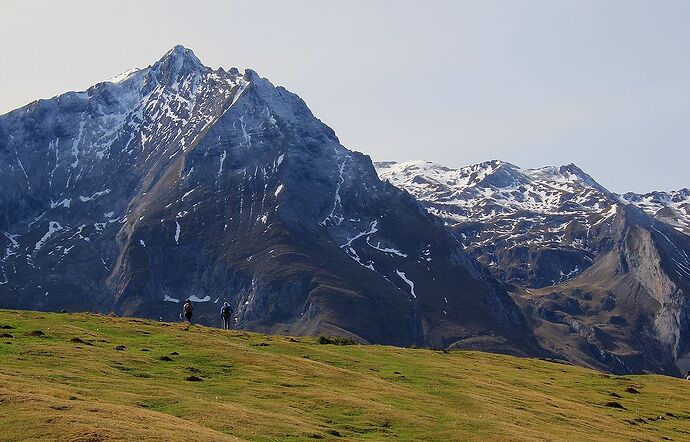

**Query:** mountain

left=0, top=46, right=543, bottom=354
left=376, top=160, right=690, bottom=374
left=376, top=160, right=618, bottom=288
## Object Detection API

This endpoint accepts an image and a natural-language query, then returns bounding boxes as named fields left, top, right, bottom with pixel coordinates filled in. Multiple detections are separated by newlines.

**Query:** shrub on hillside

left=317, top=336, right=359, bottom=346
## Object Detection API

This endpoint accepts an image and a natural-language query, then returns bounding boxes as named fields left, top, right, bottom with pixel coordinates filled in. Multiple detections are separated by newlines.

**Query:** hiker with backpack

left=220, top=302, right=233, bottom=329
left=183, top=299, right=193, bottom=323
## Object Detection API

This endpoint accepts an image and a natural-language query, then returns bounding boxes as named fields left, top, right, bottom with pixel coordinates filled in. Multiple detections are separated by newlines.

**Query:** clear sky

left=1, top=0, right=688, bottom=193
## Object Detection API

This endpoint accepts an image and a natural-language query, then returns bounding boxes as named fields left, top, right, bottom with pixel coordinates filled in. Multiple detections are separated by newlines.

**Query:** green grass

left=1, top=309, right=689, bottom=441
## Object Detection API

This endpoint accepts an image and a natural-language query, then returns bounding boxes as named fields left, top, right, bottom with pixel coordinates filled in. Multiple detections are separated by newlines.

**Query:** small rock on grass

left=114, top=345, right=126, bottom=351
left=625, top=386, right=640, bottom=394
left=159, top=356, right=173, bottom=361
left=185, top=375, right=202, bottom=382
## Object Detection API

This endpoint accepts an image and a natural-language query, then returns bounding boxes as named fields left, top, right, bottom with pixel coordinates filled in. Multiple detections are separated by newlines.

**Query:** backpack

left=221, top=305, right=232, bottom=318
left=184, top=302, right=193, bottom=314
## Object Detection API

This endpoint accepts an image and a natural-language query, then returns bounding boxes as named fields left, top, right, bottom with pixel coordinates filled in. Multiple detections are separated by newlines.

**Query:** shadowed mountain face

left=377, top=161, right=690, bottom=375
left=0, top=46, right=544, bottom=355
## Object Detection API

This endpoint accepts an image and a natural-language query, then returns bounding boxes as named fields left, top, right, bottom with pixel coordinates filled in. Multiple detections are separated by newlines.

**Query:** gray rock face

left=517, top=205, right=690, bottom=375
left=0, top=46, right=544, bottom=355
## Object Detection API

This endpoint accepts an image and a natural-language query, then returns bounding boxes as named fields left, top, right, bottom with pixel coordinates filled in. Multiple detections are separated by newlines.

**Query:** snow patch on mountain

left=395, top=270, right=417, bottom=299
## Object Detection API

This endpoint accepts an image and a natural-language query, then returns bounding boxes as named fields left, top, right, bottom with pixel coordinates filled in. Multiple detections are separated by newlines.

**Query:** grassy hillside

left=1, top=310, right=689, bottom=441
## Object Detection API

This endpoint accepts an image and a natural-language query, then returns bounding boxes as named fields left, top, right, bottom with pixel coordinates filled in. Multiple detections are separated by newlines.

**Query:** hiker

left=183, top=299, right=193, bottom=323
left=220, top=302, right=233, bottom=330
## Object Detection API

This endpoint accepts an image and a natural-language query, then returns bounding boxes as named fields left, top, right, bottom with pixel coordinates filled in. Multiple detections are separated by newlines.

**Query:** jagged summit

left=161, top=44, right=203, bottom=65
left=149, top=45, right=206, bottom=85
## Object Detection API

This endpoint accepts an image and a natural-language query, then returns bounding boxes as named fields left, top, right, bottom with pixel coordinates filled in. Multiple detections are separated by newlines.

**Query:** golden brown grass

left=0, top=309, right=689, bottom=441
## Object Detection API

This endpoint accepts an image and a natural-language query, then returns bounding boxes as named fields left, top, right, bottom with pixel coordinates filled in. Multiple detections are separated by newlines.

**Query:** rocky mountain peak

left=149, top=45, right=206, bottom=87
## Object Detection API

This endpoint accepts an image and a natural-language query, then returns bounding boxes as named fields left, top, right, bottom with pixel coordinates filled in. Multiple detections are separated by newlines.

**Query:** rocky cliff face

left=0, top=46, right=543, bottom=355
left=517, top=205, right=690, bottom=375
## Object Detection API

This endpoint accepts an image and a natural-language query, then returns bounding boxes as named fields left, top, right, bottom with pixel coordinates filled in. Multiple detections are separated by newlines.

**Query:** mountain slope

left=0, top=47, right=540, bottom=354
left=517, top=205, right=690, bottom=375
left=3, top=309, right=690, bottom=441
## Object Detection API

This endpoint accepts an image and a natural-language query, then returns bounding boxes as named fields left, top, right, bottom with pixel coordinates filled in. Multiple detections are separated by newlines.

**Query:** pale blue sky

left=1, top=0, right=688, bottom=193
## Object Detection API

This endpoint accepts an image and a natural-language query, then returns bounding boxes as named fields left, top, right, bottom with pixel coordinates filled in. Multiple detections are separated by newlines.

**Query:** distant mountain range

left=377, top=160, right=690, bottom=375
left=1, top=46, right=688, bottom=375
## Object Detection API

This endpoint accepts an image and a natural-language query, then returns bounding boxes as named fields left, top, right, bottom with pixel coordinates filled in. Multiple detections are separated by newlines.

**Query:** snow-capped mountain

left=377, top=159, right=690, bottom=375
left=0, top=46, right=544, bottom=354
left=376, top=160, right=618, bottom=288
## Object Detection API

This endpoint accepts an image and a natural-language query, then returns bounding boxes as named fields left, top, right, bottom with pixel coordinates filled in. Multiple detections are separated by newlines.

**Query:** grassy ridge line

left=0, top=310, right=689, bottom=441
